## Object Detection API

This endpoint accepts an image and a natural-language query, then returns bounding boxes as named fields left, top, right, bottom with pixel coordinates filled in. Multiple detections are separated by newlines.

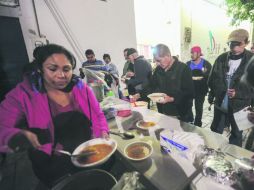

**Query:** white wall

left=134, top=0, right=252, bottom=64
left=180, top=0, right=252, bottom=63
left=134, top=0, right=181, bottom=57
left=17, top=0, right=137, bottom=74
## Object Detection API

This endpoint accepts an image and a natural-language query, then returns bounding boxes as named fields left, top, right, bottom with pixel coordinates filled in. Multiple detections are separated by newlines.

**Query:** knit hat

left=228, top=29, right=249, bottom=43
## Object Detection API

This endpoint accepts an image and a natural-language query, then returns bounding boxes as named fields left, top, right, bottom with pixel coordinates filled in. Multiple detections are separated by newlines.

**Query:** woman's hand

left=101, top=131, right=109, bottom=140
left=21, top=130, right=41, bottom=149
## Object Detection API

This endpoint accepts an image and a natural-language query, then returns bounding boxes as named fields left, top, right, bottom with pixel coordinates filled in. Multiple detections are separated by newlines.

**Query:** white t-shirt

left=227, top=59, right=241, bottom=76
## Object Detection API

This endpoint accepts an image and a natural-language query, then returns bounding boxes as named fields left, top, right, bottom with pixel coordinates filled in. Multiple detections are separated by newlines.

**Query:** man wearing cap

left=240, top=57, right=254, bottom=150
left=124, top=48, right=152, bottom=96
left=186, top=46, right=212, bottom=127
left=208, top=29, right=253, bottom=146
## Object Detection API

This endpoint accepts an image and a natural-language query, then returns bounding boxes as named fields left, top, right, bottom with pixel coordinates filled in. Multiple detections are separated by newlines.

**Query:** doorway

left=0, top=16, right=29, bottom=101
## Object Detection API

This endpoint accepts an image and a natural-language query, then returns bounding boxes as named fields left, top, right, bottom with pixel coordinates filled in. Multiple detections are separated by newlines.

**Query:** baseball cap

left=126, top=48, right=137, bottom=56
left=228, top=29, right=249, bottom=43
left=191, top=46, right=203, bottom=56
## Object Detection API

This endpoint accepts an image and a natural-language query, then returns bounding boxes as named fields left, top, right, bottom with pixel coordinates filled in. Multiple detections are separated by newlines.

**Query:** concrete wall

left=134, top=0, right=181, bottom=57
left=1, top=0, right=137, bottom=75
left=180, top=0, right=252, bottom=64
left=134, top=0, right=252, bottom=64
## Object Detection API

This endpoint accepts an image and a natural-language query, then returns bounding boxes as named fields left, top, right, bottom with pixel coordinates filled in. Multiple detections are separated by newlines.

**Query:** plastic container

left=89, top=82, right=104, bottom=102
left=114, top=103, right=132, bottom=117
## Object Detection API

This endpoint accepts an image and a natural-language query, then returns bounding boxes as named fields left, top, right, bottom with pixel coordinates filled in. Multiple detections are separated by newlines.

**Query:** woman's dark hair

left=23, top=44, right=77, bottom=93
left=32, top=44, right=76, bottom=70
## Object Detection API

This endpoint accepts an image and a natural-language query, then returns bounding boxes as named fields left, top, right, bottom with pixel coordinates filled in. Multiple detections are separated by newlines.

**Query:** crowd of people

left=123, top=29, right=254, bottom=149
left=0, top=28, right=254, bottom=188
left=79, top=28, right=254, bottom=149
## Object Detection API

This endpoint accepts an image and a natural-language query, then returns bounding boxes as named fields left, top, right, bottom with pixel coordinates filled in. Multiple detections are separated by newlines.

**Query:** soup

left=126, top=144, right=150, bottom=159
left=77, top=144, right=113, bottom=165
left=139, top=121, right=156, bottom=128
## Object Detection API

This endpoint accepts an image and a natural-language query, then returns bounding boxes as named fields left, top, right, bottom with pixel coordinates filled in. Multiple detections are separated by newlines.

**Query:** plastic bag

left=111, top=172, right=145, bottom=190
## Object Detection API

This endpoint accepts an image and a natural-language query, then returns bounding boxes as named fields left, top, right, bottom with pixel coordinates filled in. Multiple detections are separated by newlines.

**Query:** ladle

left=109, top=131, right=135, bottom=139
left=55, top=149, right=97, bottom=158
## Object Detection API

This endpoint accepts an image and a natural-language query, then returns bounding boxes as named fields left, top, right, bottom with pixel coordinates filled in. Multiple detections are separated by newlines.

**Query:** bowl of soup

left=72, top=138, right=117, bottom=167
left=136, top=120, right=157, bottom=130
left=124, top=141, right=153, bottom=161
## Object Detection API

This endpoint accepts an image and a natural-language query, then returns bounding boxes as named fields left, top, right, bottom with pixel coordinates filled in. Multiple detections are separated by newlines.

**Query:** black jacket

left=127, top=56, right=152, bottom=93
left=186, top=59, right=212, bottom=96
left=141, top=61, right=194, bottom=118
left=208, top=50, right=254, bottom=112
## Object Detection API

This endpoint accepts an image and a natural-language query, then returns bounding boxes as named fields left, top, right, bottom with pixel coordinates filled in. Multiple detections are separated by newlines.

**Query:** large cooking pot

left=52, top=169, right=117, bottom=190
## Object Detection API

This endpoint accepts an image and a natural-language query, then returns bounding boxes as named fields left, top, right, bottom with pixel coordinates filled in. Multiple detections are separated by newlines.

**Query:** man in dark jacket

left=241, top=57, right=254, bottom=151
left=125, top=48, right=152, bottom=96
left=132, top=44, right=194, bottom=122
left=187, top=46, right=212, bottom=127
left=208, top=29, right=254, bottom=146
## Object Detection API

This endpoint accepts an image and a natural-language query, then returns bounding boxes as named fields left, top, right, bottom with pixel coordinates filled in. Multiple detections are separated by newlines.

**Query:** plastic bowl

left=71, top=138, right=117, bottom=168
left=136, top=120, right=157, bottom=130
left=124, top=141, right=153, bottom=161
left=147, top=93, right=166, bottom=103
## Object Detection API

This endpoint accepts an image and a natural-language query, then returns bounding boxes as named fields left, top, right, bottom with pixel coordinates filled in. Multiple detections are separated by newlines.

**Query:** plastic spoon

left=109, top=131, right=135, bottom=139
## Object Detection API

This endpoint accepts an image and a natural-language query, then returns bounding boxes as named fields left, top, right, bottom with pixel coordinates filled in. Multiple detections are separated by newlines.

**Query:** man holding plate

left=132, top=44, right=194, bottom=122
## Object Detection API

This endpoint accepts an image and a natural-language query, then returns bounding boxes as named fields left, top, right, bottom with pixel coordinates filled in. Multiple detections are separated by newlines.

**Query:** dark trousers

left=210, top=107, right=243, bottom=147
left=245, top=128, right=254, bottom=151
left=193, top=95, right=205, bottom=127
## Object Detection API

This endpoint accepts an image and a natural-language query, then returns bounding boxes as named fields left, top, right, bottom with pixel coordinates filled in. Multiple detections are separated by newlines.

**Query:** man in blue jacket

left=187, top=46, right=212, bottom=127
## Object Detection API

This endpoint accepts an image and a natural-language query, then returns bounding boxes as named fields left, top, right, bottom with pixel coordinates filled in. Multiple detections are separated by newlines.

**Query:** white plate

left=131, top=101, right=148, bottom=107
left=124, top=141, right=153, bottom=161
left=192, top=76, right=204, bottom=80
left=147, top=93, right=166, bottom=103
left=136, top=120, right=157, bottom=130
left=71, top=138, right=117, bottom=168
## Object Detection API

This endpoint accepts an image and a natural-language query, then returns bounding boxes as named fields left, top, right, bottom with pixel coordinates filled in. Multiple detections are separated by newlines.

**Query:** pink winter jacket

left=0, top=79, right=109, bottom=154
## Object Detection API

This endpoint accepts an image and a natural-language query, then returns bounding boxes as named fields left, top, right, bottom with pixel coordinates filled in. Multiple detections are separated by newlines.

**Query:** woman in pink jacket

left=0, top=44, right=109, bottom=187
